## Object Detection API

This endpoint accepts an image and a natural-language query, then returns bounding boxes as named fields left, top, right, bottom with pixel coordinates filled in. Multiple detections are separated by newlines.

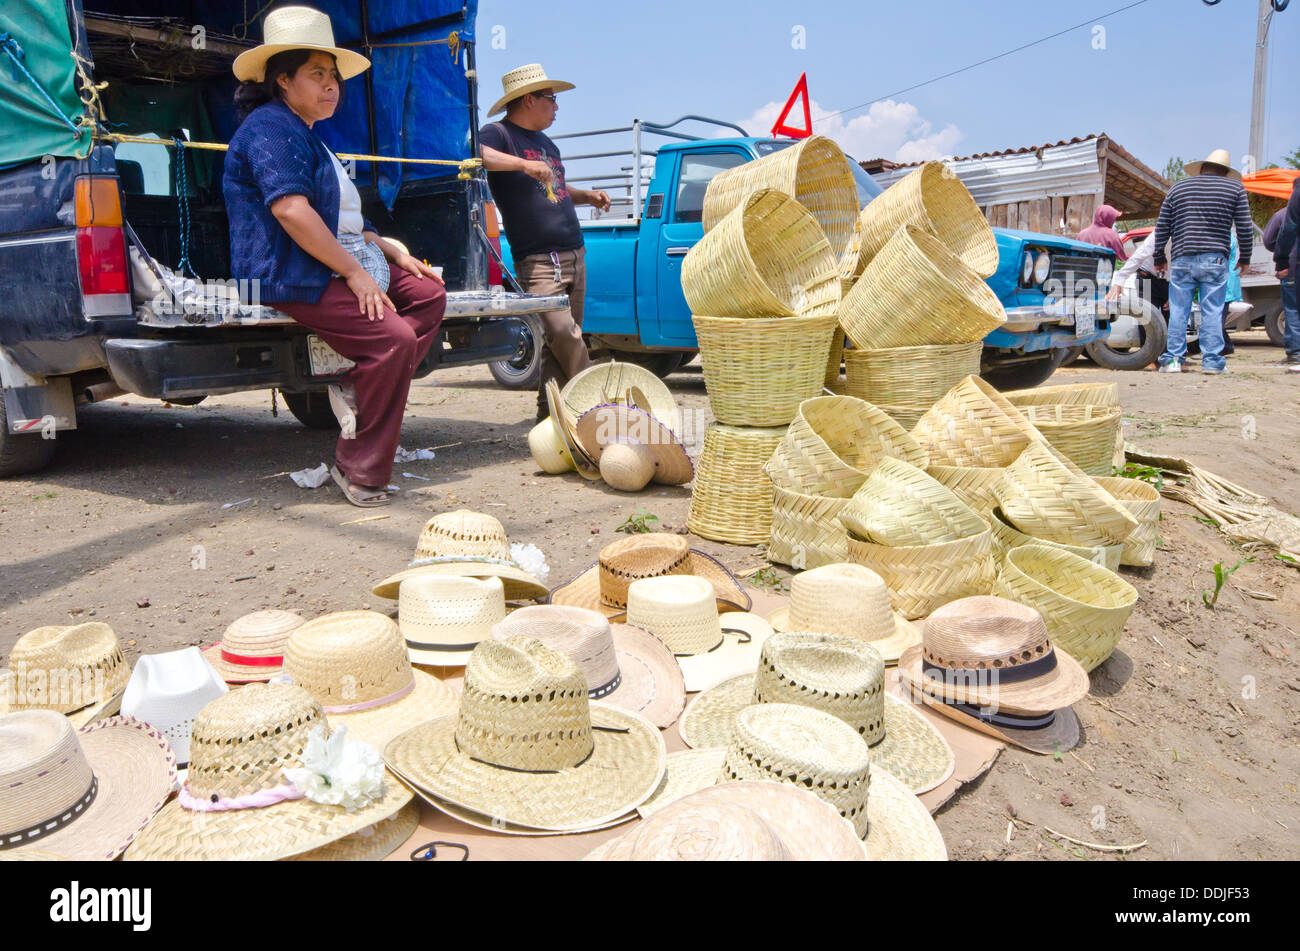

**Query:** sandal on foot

left=331, top=464, right=391, bottom=507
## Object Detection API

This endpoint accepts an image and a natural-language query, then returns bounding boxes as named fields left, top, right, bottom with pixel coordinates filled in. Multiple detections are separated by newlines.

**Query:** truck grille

left=1047, top=253, right=1103, bottom=293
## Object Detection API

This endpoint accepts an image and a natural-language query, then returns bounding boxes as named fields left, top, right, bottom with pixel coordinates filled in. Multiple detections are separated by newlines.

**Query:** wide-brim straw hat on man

left=897, top=595, right=1088, bottom=754
left=398, top=574, right=507, bottom=667
left=384, top=636, right=665, bottom=834
left=0, top=622, right=130, bottom=727
left=1184, top=148, right=1242, bottom=182
left=232, top=5, right=371, bottom=83
left=120, top=647, right=228, bottom=768
left=0, top=710, right=176, bottom=860
left=677, top=632, right=954, bottom=795
left=202, top=609, right=305, bottom=683
left=767, top=562, right=921, bottom=663
left=488, top=63, right=576, bottom=117
left=125, top=683, right=411, bottom=861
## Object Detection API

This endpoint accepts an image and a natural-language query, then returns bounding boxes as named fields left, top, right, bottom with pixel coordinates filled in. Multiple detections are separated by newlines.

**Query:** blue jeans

left=1282, top=277, right=1299, bottom=357
left=1163, top=253, right=1228, bottom=371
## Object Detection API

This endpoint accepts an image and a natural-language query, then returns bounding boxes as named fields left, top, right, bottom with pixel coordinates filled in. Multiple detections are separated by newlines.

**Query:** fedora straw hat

left=383, top=636, right=666, bottom=833
left=0, top=623, right=130, bottom=726
left=281, top=611, right=460, bottom=749
left=767, top=563, right=921, bottom=663
left=202, top=610, right=305, bottom=683
left=574, top=405, right=694, bottom=487
left=625, top=575, right=774, bottom=693
left=120, top=647, right=228, bottom=767
left=490, top=605, right=685, bottom=729
left=0, top=711, right=176, bottom=860
left=398, top=575, right=506, bottom=667
left=232, top=6, right=371, bottom=83
left=1184, top=148, right=1242, bottom=181
left=487, top=63, right=576, bottom=118
left=528, top=418, right=576, bottom=474
left=678, top=633, right=954, bottom=795
left=548, top=532, right=752, bottom=618
left=285, top=800, right=420, bottom=862
left=372, top=510, right=549, bottom=602
left=124, top=683, right=412, bottom=861
left=586, top=781, right=867, bottom=861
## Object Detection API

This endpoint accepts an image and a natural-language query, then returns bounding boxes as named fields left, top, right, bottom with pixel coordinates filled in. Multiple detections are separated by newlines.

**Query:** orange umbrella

left=1242, top=168, right=1299, bottom=199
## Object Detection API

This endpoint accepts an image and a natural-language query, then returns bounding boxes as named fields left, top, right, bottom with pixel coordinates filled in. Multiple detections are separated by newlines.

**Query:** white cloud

left=737, top=97, right=963, bottom=164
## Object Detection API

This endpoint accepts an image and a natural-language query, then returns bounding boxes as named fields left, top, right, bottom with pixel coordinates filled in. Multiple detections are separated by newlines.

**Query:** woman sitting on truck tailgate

left=223, top=7, right=446, bottom=506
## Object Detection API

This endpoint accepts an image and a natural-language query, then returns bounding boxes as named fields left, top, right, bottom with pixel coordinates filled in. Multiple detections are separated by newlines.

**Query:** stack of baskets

left=683, top=137, right=856, bottom=546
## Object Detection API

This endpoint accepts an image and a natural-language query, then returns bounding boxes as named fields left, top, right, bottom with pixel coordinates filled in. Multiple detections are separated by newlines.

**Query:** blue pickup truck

left=493, top=117, right=1114, bottom=391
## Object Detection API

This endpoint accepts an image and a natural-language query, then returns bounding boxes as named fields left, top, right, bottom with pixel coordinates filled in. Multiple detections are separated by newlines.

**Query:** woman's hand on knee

left=345, top=269, right=395, bottom=321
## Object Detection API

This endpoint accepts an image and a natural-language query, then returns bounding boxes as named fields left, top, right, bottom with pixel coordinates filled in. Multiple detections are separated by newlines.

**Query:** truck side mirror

left=645, top=194, right=664, bottom=219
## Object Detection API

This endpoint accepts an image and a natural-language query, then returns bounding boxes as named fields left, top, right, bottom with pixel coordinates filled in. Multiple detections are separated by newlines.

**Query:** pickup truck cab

left=493, top=118, right=1114, bottom=391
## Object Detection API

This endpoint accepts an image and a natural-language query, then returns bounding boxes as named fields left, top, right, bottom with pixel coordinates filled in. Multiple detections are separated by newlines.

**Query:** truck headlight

left=1021, top=250, right=1035, bottom=286
left=1096, top=257, right=1114, bottom=288
left=1033, top=251, right=1052, bottom=285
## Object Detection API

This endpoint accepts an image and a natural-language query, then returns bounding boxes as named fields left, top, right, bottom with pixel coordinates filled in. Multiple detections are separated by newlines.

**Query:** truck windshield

left=754, top=140, right=884, bottom=209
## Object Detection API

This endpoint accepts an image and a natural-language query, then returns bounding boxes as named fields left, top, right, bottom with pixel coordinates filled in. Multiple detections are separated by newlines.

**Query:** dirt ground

left=3, top=330, right=1298, bottom=861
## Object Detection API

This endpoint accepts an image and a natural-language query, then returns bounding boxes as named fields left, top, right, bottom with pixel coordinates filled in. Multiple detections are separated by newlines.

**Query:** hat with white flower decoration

left=124, top=683, right=411, bottom=861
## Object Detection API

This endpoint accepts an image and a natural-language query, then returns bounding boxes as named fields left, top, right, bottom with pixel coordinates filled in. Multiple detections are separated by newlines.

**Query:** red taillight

left=76, top=226, right=129, bottom=295
left=484, top=201, right=503, bottom=286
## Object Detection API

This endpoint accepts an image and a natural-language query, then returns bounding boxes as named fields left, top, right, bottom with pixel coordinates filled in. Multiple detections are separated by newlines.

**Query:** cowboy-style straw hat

left=490, top=605, right=686, bottom=729
left=280, top=611, right=460, bottom=750
left=120, top=647, right=228, bottom=768
left=232, top=6, right=371, bottom=83
left=678, top=633, right=954, bottom=795
left=398, top=575, right=507, bottom=667
left=0, top=623, right=130, bottom=726
left=767, top=563, right=921, bottom=663
left=285, top=800, right=421, bottom=862
left=487, top=63, right=576, bottom=118
left=573, top=404, right=694, bottom=487
left=384, top=636, right=665, bottom=833
left=1184, top=148, right=1242, bottom=182
left=0, top=711, right=176, bottom=860
left=203, top=610, right=305, bottom=683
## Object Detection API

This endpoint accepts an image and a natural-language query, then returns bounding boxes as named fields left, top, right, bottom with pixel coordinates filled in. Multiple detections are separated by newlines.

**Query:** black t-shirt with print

left=480, top=119, right=583, bottom=261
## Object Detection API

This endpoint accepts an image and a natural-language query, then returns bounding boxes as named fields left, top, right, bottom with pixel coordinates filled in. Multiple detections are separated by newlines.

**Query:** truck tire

left=489, top=314, right=543, bottom=391
left=281, top=390, right=341, bottom=430
left=0, top=394, right=57, bottom=477
left=1263, top=304, right=1286, bottom=347
left=982, top=355, right=1061, bottom=392
left=1086, top=308, right=1168, bottom=371
left=608, top=350, right=688, bottom=379
left=1058, top=345, right=1086, bottom=366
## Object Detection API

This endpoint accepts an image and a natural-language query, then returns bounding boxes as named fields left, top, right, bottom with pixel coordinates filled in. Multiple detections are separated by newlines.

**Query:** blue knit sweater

left=223, top=101, right=375, bottom=303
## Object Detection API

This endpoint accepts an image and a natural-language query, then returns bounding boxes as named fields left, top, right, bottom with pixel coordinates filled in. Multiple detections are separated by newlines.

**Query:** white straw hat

left=1184, top=148, right=1242, bottom=181
left=232, top=6, right=371, bottom=83
left=0, top=623, right=129, bottom=726
left=767, top=563, right=922, bottom=663
left=203, top=609, right=305, bottom=683
left=398, top=574, right=507, bottom=667
left=487, top=63, right=576, bottom=117
left=120, top=647, right=228, bottom=767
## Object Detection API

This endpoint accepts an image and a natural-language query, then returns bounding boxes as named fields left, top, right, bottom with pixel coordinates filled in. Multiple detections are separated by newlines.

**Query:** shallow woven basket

left=688, top=424, right=786, bottom=545
left=701, top=135, right=860, bottom=258
left=763, top=395, right=930, bottom=499
left=988, top=506, right=1122, bottom=572
left=993, top=544, right=1139, bottom=672
left=1092, top=477, right=1161, bottom=567
left=844, top=162, right=999, bottom=281
left=1021, top=404, right=1123, bottom=477
left=910, top=375, right=1042, bottom=469
left=846, top=528, right=996, bottom=620
left=839, top=226, right=1007, bottom=349
left=839, top=457, right=988, bottom=547
left=927, top=464, right=1006, bottom=515
left=1004, top=381, right=1120, bottom=409
left=693, top=313, right=839, bottom=427
left=767, top=483, right=850, bottom=570
left=875, top=402, right=931, bottom=430
left=992, top=441, right=1138, bottom=548
left=683, top=189, right=840, bottom=320
left=843, top=341, right=982, bottom=408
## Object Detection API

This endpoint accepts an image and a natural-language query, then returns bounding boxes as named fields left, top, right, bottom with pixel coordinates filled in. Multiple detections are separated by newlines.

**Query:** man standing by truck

left=479, top=64, right=611, bottom=419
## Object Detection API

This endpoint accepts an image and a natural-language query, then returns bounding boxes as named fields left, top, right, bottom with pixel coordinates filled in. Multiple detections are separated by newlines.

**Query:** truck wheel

left=1263, top=304, right=1286, bottom=347
left=1086, top=309, right=1168, bottom=371
left=489, top=314, right=543, bottom=391
left=608, top=350, right=688, bottom=378
left=0, top=394, right=57, bottom=477
left=281, top=390, right=341, bottom=430
left=982, top=356, right=1061, bottom=392
left=1058, top=345, right=1086, bottom=366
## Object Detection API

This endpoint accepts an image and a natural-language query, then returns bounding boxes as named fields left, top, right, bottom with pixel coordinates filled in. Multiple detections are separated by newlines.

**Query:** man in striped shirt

left=1152, top=149, right=1253, bottom=375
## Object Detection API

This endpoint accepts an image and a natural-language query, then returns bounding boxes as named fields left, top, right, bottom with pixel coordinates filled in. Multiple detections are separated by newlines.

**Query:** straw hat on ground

left=1184, top=148, right=1242, bottom=181
left=767, top=563, right=921, bottom=663
left=678, top=633, right=954, bottom=795
left=599, top=440, right=658, bottom=491
left=398, top=575, right=507, bottom=667
left=625, top=576, right=774, bottom=693
left=562, top=361, right=683, bottom=437
left=548, top=532, right=752, bottom=617
left=0, top=711, right=176, bottom=860
left=285, top=800, right=420, bottom=862
left=573, top=405, right=693, bottom=487
left=232, top=6, right=371, bottom=83
left=0, top=623, right=129, bottom=726
left=120, top=647, right=228, bottom=768
left=528, top=418, right=576, bottom=474
left=546, top=380, right=600, bottom=480
left=487, top=63, right=576, bottom=118
left=490, top=605, right=685, bottom=729
left=125, top=683, right=412, bottom=861
left=384, top=636, right=666, bottom=833
left=586, top=781, right=867, bottom=861
left=202, top=610, right=305, bottom=683
left=372, top=510, right=549, bottom=601
left=281, top=611, right=460, bottom=749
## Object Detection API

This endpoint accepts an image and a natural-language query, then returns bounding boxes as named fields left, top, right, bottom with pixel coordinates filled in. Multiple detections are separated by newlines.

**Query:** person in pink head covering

left=1078, top=204, right=1128, bottom=261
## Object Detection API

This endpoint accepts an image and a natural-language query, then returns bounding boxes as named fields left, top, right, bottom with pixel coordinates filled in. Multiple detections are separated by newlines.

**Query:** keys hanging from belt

left=550, top=251, right=563, bottom=285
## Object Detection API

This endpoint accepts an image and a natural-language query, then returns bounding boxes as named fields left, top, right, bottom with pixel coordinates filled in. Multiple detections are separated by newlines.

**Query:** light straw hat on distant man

left=0, top=623, right=130, bottom=726
left=487, top=63, right=575, bottom=118
left=767, top=563, right=922, bottom=663
left=1184, top=148, right=1242, bottom=182
left=232, top=6, right=371, bottom=83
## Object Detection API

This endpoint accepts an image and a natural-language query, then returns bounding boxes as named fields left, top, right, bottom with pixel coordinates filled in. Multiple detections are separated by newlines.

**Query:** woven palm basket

left=846, top=528, right=996, bottom=620
left=767, top=483, right=850, bottom=570
left=926, top=464, right=1006, bottom=515
left=688, top=423, right=787, bottom=544
left=992, top=441, right=1138, bottom=548
left=1092, top=477, right=1161, bottom=567
left=701, top=135, right=860, bottom=258
left=682, top=189, right=840, bottom=320
left=693, top=313, right=839, bottom=427
left=875, top=402, right=931, bottom=430
left=843, top=341, right=982, bottom=408
left=993, top=545, right=1139, bottom=672
left=825, top=333, right=846, bottom=386
left=839, top=226, right=1007, bottom=349
left=763, top=395, right=929, bottom=499
left=1021, top=404, right=1123, bottom=477
left=910, top=375, right=1042, bottom=469
left=839, top=457, right=988, bottom=547
left=844, top=162, right=999, bottom=281
left=1004, top=381, right=1120, bottom=409
left=988, top=506, right=1123, bottom=572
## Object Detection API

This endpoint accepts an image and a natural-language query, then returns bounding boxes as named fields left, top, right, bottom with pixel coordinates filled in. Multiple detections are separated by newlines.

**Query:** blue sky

left=474, top=0, right=1299, bottom=177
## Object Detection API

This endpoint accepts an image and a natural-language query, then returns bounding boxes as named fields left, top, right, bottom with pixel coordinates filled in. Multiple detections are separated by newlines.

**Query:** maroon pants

left=275, top=268, right=445, bottom=487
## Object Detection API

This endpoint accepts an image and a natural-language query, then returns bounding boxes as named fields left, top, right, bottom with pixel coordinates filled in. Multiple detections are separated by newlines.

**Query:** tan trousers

left=514, top=247, right=592, bottom=409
